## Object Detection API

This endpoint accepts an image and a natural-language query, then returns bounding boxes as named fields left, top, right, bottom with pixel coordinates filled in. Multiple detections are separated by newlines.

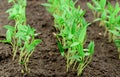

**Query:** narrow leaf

left=57, top=41, right=64, bottom=56
left=87, top=3, right=95, bottom=10
left=100, top=0, right=106, bottom=8
left=70, top=42, right=79, bottom=47
left=88, top=41, right=95, bottom=55
left=3, top=25, right=14, bottom=31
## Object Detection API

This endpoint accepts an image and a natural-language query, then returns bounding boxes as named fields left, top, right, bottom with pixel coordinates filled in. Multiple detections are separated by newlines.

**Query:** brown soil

left=0, top=0, right=120, bottom=77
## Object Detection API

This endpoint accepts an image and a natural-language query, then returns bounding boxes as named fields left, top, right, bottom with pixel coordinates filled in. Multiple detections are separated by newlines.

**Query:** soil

left=0, top=0, right=120, bottom=77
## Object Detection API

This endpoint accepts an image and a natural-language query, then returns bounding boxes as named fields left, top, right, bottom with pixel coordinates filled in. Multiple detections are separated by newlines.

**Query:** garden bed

left=0, top=0, right=120, bottom=77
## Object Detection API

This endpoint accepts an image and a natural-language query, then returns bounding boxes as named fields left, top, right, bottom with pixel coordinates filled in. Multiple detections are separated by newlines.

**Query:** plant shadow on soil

left=0, top=0, right=120, bottom=77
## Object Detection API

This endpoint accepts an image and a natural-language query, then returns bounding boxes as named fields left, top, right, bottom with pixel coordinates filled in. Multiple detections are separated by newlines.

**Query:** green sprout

left=43, top=0, right=95, bottom=76
left=91, top=1, right=120, bottom=42
left=109, top=26, right=120, bottom=59
left=87, top=0, right=106, bottom=19
left=0, top=0, right=41, bottom=73
left=88, top=0, right=120, bottom=41
left=105, top=2, right=120, bottom=42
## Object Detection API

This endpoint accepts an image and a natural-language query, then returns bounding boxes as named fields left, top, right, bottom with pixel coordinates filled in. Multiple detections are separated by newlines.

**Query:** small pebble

left=98, top=33, right=102, bottom=35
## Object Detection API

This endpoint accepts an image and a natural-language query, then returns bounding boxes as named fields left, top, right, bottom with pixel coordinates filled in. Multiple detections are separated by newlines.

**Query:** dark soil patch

left=0, top=0, right=120, bottom=77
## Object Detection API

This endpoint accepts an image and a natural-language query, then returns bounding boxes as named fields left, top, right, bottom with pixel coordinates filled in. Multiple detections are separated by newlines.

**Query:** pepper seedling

left=43, top=0, right=95, bottom=76
left=0, top=0, right=41, bottom=73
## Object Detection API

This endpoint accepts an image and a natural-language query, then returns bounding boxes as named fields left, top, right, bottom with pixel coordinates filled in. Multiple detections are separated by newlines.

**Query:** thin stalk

left=108, top=32, right=113, bottom=42
left=72, top=60, right=77, bottom=70
left=77, top=56, right=92, bottom=76
left=118, top=48, right=120, bottom=59
left=69, top=58, right=74, bottom=68
left=93, top=11, right=96, bottom=19
left=12, top=43, right=18, bottom=60
left=24, top=52, right=29, bottom=72
left=19, top=45, right=26, bottom=63
left=97, top=12, right=101, bottom=18
left=66, top=52, right=70, bottom=72
left=12, top=22, right=19, bottom=60
left=25, top=50, right=34, bottom=72
left=12, top=37, right=16, bottom=60
left=82, top=56, right=92, bottom=71
left=77, top=63, right=84, bottom=76
left=69, top=50, right=77, bottom=69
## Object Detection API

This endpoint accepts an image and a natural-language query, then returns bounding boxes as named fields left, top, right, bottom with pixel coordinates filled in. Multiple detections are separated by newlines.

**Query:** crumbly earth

left=0, top=0, right=120, bottom=77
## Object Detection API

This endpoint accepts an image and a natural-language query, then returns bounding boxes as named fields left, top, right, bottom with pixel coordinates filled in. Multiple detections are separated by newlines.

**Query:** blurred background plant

left=88, top=0, right=120, bottom=59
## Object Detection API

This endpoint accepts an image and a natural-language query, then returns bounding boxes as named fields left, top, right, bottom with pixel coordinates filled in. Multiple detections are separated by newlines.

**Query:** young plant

left=88, top=0, right=120, bottom=59
left=109, top=26, right=120, bottom=59
left=0, top=0, right=41, bottom=73
left=88, top=0, right=120, bottom=42
left=87, top=0, right=106, bottom=19
left=93, top=2, right=120, bottom=42
left=43, top=0, right=95, bottom=76
left=105, top=2, right=120, bottom=42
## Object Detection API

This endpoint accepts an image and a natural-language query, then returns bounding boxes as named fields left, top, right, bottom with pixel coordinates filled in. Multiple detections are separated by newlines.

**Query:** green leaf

left=101, top=10, right=107, bottom=20
left=3, top=25, right=14, bottom=31
left=87, top=3, right=95, bottom=10
left=78, top=26, right=86, bottom=43
left=3, top=25, right=14, bottom=43
left=17, top=38, right=22, bottom=46
left=17, top=25, right=28, bottom=32
left=70, top=42, right=79, bottom=47
left=6, top=30, right=12, bottom=43
left=33, top=39, right=41, bottom=46
left=68, top=33, right=73, bottom=40
left=57, top=41, right=64, bottom=56
left=41, top=3, right=51, bottom=7
left=6, top=4, right=20, bottom=20
left=93, top=18, right=101, bottom=22
left=0, top=40, right=9, bottom=43
left=8, top=0, right=14, bottom=3
left=69, top=55, right=82, bottom=62
left=115, top=26, right=120, bottom=31
left=100, top=0, right=106, bottom=8
left=85, top=52, right=90, bottom=56
left=78, top=44, right=85, bottom=57
left=107, top=2, right=114, bottom=13
left=15, top=30, right=26, bottom=40
left=92, top=0, right=100, bottom=7
left=88, top=41, right=95, bottom=55
left=114, top=39, right=120, bottom=47
left=26, top=39, right=41, bottom=52
left=109, top=30, right=120, bottom=36
left=20, top=61, right=25, bottom=65
left=113, top=2, right=120, bottom=16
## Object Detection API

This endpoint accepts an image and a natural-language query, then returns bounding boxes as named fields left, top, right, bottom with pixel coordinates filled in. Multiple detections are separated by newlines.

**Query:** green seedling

left=0, top=0, right=41, bottom=73
left=88, top=0, right=120, bottom=42
left=106, top=2, right=120, bottom=42
left=87, top=0, right=108, bottom=40
left=43, top=0, right=95, bottom=76
left=87, top=0, right=106, bottom=19
left=109, top=26, right=120, bottom=59
left=88, top=0, right=120, bottom=59
left=94, top=2, right=120, bottom=42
